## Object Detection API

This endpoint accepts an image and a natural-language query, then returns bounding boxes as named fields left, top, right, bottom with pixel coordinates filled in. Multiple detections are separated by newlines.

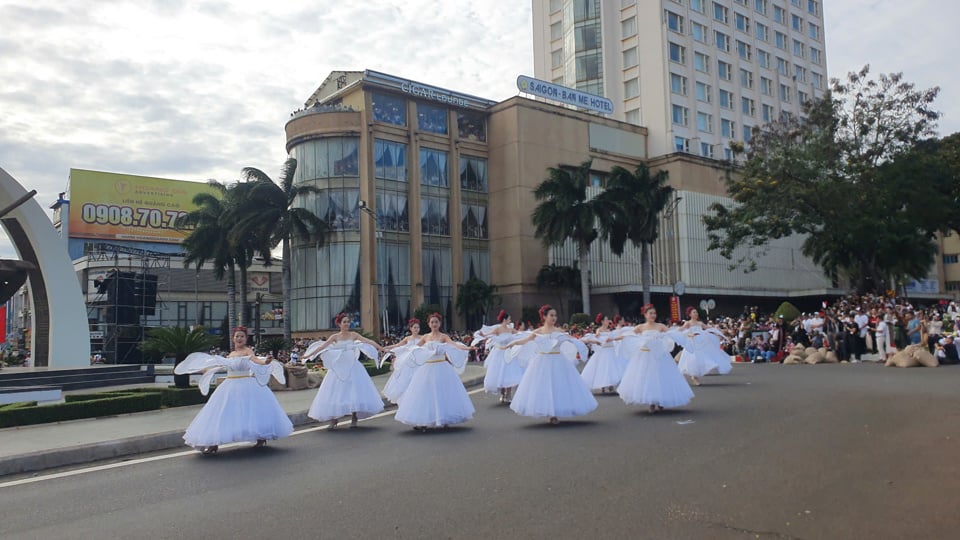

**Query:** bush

left=0, top=401, right=38, bottom=411
left=569, top=312, right=591, bottom=326
left=0, top=392, right=163, bottom=428
left=363, top=360, right=391, bottom=377
left=774, top=301, right=801, bottom=323
left=521, top=306, right=540, bottom=328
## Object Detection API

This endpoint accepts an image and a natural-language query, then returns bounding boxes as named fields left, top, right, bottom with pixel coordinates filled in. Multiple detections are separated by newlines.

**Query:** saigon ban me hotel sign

left=516, top=75, right=614, bottom=115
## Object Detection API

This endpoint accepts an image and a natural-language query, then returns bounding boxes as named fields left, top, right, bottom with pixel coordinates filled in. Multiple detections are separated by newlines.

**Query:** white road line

left=0, top=387, right=486, bottom=489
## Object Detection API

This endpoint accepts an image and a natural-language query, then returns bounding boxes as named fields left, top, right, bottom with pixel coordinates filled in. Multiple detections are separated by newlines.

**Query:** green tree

left=455, top=277, right=499, bottom=329
left=535, top=263, right=581, bottom=318
left=531, top=160, right=605, bottom=315
left=594, top=164, right=675, bottom=306
left=235, top=158, right=328, bottom=345
left=139, top=327, right=219, bottom=388
left=703, top=65, right=944, bottom=292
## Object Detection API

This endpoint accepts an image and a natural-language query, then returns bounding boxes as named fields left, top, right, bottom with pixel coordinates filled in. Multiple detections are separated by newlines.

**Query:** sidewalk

left=0, top=364, right=486, bottom=477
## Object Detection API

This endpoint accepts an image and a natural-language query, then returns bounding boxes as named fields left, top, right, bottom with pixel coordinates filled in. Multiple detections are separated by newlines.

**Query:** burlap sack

left=285, top=365, right=310, bottom=390
left=804, top=347, right=818, bottom=357
left=886, top=348, right=919, bottom=368
left=911, top=346, right=939, bottom=368
left=805, top=351, right=825, bottom=364
left=307, top=371, right=324, bottom=388
left=824, top=351, right=839, bottom=363
left=789, top=345, right=807, bottom=358
left=268, top=375, right=287, bottom=391
left=818, top=347, right=828, bottom=356
left=783, top=355, right=804, bottom=365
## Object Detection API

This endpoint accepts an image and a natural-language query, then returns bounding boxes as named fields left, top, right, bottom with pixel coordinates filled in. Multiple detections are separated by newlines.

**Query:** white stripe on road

left=0, top=387, right=486, bottom=489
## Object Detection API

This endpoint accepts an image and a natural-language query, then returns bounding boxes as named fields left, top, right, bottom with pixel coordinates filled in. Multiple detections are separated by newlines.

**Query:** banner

left=68, top=169, right=221, bottom=244
left=669, top=295, right=681, bottom=323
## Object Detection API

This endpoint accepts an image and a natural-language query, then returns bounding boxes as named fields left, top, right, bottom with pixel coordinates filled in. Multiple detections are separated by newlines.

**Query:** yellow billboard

left=68, top=169, right=221, bottom=244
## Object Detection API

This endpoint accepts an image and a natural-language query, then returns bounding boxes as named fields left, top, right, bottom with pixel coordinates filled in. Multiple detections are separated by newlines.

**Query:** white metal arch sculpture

left=1, top=167, right=90, bottom=367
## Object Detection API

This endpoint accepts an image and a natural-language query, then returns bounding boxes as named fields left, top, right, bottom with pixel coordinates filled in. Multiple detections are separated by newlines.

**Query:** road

left=2, top=363, right=959, bottom=539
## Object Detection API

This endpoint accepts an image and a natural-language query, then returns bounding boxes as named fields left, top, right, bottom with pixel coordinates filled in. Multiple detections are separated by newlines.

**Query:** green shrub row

left=0, top=401, right=38, bottom=411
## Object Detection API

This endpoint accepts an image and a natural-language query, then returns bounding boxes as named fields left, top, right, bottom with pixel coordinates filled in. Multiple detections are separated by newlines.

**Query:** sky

left=1, top=0, right=957, bottom=259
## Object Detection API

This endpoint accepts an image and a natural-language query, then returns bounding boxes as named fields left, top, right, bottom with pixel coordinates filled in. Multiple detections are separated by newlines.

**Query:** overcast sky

left=1, top=0, right=956, bottom=259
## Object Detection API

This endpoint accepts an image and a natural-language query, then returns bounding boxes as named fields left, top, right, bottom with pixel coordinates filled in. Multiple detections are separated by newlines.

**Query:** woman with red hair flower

left=677, top=306, right=732, bottom=386
left=381, top=318, right=424, bottom=403
left=580, top=313, right=625, bottom=394
left=475, top=309, right=522, bottom=403
left=618, top=304, right=693, bottom=413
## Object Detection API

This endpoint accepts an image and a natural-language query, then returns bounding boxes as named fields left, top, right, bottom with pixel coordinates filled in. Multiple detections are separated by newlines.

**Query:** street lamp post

left=358, top=199, right=388, bottom=338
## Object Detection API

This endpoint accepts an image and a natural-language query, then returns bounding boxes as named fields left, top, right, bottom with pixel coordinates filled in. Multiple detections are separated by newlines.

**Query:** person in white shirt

left=853, top=308, right=869, bottom=361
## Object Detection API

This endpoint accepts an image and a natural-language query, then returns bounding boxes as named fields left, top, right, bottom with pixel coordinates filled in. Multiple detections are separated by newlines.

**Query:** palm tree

left=531, top=160, right=601, bottom=314
left=594, top=164, right=675, bottom=306
left=236, top=158, right=328, bottom=345
left=455, top=277, right=499, bottom=329
left=535, top=263, right=581, bottom=319
left=223, top=181, right=273, bottom=328
left=177, top=182, right=239, bottom=332
left=140, top=326, right=220, bottom=388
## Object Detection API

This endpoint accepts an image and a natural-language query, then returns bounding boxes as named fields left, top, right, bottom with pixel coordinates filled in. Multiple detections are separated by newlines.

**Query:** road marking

left=0, top=387, right=486, bottom=489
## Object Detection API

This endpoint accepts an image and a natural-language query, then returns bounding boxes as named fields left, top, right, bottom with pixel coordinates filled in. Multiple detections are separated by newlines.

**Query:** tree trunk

left=238, top=262, right=248, bottom=328
left=173, top=353, right=189, bottom=388
left=227, top=261, right=237, bottom=343
left=641, top=242, right=653, bottom=307
left=282, top=238, right=292, bottom=346
left=578, top=240, right=591, bottom=315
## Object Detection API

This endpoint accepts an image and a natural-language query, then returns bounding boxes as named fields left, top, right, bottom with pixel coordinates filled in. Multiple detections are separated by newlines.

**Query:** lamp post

left=358, top=199, right=388, bottom=337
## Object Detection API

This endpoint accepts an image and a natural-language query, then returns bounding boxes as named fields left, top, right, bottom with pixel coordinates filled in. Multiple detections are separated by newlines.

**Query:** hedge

left=0, top=392, right=163, bottom=428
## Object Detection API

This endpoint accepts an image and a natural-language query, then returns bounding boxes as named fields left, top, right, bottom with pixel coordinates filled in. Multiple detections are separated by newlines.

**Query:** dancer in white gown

left=580, top=313, right=627, bottom=394
left=176, top=326, right=293, bottom=454
left=305, top=313, right=385, bottom=429
left=476, top=310, right=522, bottom=403
left=619, top=304, right=694, bottom=413
left=508, top=305, right=597, bottom=425
left=395, top=312, right=476, bottom=431
left=381, top=318, right=423, bottom=403
left=677, top=307, right=733, bottom=385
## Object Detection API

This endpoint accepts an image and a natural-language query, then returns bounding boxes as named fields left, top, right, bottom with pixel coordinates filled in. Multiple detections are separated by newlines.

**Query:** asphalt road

left=2, top=363, right=959, bottom=540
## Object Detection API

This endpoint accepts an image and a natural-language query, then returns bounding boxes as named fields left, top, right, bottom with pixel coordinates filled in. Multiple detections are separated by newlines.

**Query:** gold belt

left=638, top=348, right=650, bottom=352
left=426, top=357, right=447, bottom=364
left=539, top=351, right=561, bottom=355
left=227, top=375, right=252, bottom=379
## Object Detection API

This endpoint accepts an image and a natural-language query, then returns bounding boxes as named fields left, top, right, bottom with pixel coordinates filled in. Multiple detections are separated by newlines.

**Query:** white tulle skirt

left=510, top=354, right=598, bottom=418
left=483, top=347, right=525, bottom=393
left=395, top=361, right=474, bottom=427
left=307, top=360, right=385, bottom=421
left=183, top=377, right=293, bottom=448
left=580, top=346, right=626, bottom=389
left=678, top=350, right=717, bottom=378
left=698, top=346, right=733, bottom=375
left=619, top=349, right=694, bottom=408
left=383, top=361, right=418, bottom=403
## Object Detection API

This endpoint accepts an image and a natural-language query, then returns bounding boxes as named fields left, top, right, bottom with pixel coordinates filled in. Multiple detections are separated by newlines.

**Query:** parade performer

left=580, top=313, right=626, bottom=394
left=619, top=304, right=694, bottom=413
left=175, top=326, right=293, bottom=455
left=677, top=307, right=733, bottom=385
left=395, top=313, right=476, bottom=431
left=474, top=310, right=522, bottom=403
left=305, top=313, right=385, bottom=429
left=507, top=305, right=597, bottom=425
left=381, top=318, right=423, bottom=403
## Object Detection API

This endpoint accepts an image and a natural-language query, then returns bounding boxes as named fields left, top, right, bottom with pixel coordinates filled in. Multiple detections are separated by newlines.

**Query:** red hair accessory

left=538, top=304, right=554, bottom=320
left=497, top=309, right=509, bottom=323
left=427, top=312, right=443, bottom=324
left=642, top=304, right=656, bottom=314
left=685, top=306, right=697, bottom=318
left=613, top=315, right=621, bottom=324
left=407, top=318, right=421, bottom=328
left=231, top=326, right=248, bottom=336
left=334, top=313, right=349, bottom=325
left=595, top=313, right=604, bottom=325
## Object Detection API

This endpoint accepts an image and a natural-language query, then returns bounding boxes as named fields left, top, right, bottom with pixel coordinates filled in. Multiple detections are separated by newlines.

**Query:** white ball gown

left=580, top=331, right=627, bottom=390
left=176, top=354, right=294, bottom=448
left=618, top=330, right=694, bottom=409
left=308, top=340, right=385, bottom=422
left=482, top=331, right=525, bottom=394
left=678, top=328, right=733, bottom=378
left=382, top=341, right=419, bottom=404
left=395, top=341, right=475, bottom=427
left=509, top=332, right=598, bottom=419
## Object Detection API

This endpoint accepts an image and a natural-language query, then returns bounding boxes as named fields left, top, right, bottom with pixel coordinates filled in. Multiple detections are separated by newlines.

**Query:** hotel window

left=798, top=90, right=809, bottom=104
left=671, top=72, right=689, bottom=95
left=666, top=11, right=685, bottom=33
left=460, top=203, right=488, bottom=239
left=622, top=0, right=637, bottom=6
left=775, top=31, right=787, bottom=49
left=719, top=89, right=734, bottom=110
left=692, top=21, right=708, bottom=43
left=740, top=68, right=754, bottom=88
left=715, top=30, right=730, bottom=52
left=758, top=49, right=771, bottom=68
left=779, top=83, right=791, bottom=103
left=417, top=103, right=447, bottom=135
left=944, top=254, right=959, bottom=264
left=551, top=22, right=562, bottom=41
left=794, top=65, right=807, bottom=82
left=777, top=56, right=789, bottom=75
left=742, top=96, right=756, bottom=116
left=774, top=5, right=785, bottom=23
left=724, top=147, right=734, bottom=160
left=674, top=136, right=690, bottom=152
left=672, top=104, right=689, bottom=126
left=792, top=14, right=803, bottom=32
left=755, top=0, right=767, bottom=15
left=761, top=76, right=773, bottom=96
left=319, top=189, right=361, bottom=231
left=793, top=39, right=805, bottom=58
left=625, top=108, right=640, bottom=124
left=457, top=110, right=486, bottom=142
left=694, top=52, right=710, bottom=73
left=743, top=124, right=753, bottom=141
left=812, top=71, right=823, bottom=89
left=374, top=139, right=408, bottom=182
left=624, top=78, right=640, bottom=99
left=420, top=195, right=449, bottom=236
left=714, top=2, right=729, bottom=23
left=550, top=0, right=562, bottom=13
left=691, top=0, right=705, bottom=13
left=810, top=47, right=822, bottom=65
left=697, top=111, right=713, bottom=133
left=696, top=81, right=712, bottom=103
left=622, top=17, right=637, bottom=38
left=700, top=142, right=715, bottom=158
left=790, top=0, right=801, bottom=6
left=375, top=191, right=410, bottom=232
left=623, top=46, right=638, bottom=68
left=762, top=103, right=774, bottom=121
left=737, top=40, right=752, bottom=61
left=807, top=0, right=818, bottom=15
left=372, top=92, right=406, bottom=126
left=460, top=155, right=487, bottom=192
left=419, top=148, right=449, bottom=187
left=718, top=60, right=732, bottom=80
left=735, top=13, right=750, bottom=33
left=721, top=118, right=736, bottom=138
left=756, top=22, right=768, bottom=41
left=551, top=49, right=563, bottom=68
left=809, top=22, right=820, bottom=40
left=669, top=42, right=686, bottom=64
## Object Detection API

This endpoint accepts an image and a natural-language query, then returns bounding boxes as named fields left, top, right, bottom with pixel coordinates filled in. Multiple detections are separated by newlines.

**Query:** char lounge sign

left=516, top=75, right=614, bottom=115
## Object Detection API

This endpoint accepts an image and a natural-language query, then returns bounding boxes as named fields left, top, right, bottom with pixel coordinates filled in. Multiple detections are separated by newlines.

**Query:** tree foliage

left=535, top=263, right=581, bottom=318
left=139, top=327, right=219, bottom=388
left=455, top=277, right=499, bottom=329
left=703, top=65, right=949, bottom=292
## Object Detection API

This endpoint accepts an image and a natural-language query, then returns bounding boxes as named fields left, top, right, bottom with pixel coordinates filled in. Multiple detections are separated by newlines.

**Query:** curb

left=0, top=375, right=485, bottom=478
